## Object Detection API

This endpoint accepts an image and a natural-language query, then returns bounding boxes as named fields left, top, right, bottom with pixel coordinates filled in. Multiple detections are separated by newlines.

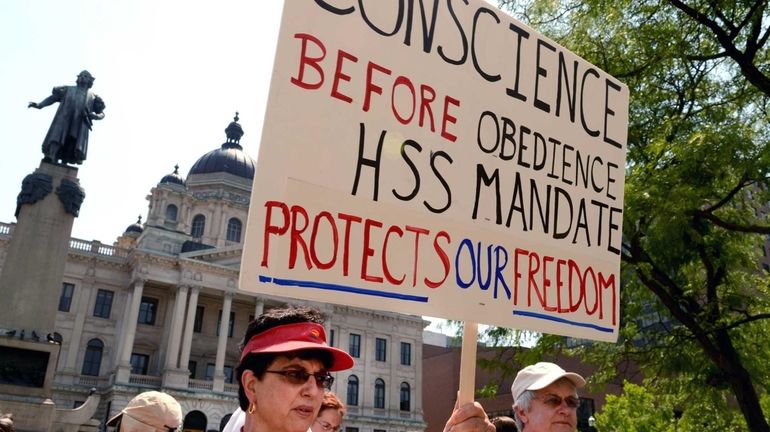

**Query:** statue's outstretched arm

left=28, top=86, right=64, bottom=109
left=28, top=94, right=58, bottom=110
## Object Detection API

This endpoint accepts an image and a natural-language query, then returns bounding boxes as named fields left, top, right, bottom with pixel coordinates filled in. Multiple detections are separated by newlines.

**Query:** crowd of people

left=1, top=306, right=587, bottom=432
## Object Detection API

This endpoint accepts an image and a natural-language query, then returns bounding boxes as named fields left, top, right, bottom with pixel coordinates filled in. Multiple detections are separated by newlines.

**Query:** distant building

left=0, top=115, right=427, bottom=432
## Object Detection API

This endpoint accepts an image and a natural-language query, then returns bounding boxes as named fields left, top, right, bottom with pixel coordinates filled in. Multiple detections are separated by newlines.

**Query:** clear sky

left=1, top=1, right=508, bottom=338
left=0, top=1, right=284, bottom=243
left=0, top=0, right=500, bottom=243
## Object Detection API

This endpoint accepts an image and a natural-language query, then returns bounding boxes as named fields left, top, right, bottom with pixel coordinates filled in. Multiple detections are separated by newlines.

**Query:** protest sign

left=241, top=0, right=629, bottom=343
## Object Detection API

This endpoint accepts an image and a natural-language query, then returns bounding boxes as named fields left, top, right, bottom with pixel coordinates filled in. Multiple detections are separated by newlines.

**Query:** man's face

left=247, top=356, right=326, bottom=432
left=76, top=74, right=93, bottom=88
left=516, top=380, right=578, bottom=432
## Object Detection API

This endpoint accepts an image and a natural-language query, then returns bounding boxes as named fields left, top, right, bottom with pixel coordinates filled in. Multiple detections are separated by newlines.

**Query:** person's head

left=510, top=362, right=585, bottom=432
left=491, top=416, right=517, bottom=432
left=236, top=306, right=354, bottom=432
left=76, top=70, right=95, bottom=88
left=106, top=391, right=182, bottom=432
left=313, top=391, right=346, bottom=432
left=0, top=413, right=15, bottom=432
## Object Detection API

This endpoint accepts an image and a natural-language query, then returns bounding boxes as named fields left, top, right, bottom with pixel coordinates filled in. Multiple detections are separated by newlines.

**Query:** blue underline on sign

left=258, top=275, right=430, bottom=303
left=512, top=310, right=614, bottom=333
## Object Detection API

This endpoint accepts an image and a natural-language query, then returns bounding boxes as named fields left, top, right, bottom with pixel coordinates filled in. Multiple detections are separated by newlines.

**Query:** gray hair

left=512, top=390, right=535, bottom=431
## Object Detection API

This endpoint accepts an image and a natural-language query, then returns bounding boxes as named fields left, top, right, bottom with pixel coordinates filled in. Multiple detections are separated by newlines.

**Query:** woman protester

left=312, top=391, right=345, bottom=432
left=224, top=306, right=493, bottom=432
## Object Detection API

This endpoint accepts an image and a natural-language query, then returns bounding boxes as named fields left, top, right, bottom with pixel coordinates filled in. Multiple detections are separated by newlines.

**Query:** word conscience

left=312, top=0, right=625, bottom=146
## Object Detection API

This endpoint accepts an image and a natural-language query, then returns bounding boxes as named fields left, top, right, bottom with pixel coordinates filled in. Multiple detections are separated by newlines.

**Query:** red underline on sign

left=512, top=310, right=614, bottom=333
left=258, top=275, right=430, bottom=303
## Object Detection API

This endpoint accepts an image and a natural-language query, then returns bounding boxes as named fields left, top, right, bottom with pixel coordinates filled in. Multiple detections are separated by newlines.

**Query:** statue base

left=0, top=161, right=83, bottom=335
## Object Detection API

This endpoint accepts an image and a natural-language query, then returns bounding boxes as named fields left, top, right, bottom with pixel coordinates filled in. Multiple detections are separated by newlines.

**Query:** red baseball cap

left=240, top=322, right=354, bottom=371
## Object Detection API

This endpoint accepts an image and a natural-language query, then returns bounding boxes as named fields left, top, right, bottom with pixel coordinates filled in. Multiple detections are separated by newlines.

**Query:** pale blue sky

left=1, top=1, right=507, bottom=337
left=0, top=0, right=499, bottom=244
left=0, top=1, right=283, bottom=242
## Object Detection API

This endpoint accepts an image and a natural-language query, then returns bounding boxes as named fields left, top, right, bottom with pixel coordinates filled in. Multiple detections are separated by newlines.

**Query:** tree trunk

left=712, top=329, right=770, bottom=432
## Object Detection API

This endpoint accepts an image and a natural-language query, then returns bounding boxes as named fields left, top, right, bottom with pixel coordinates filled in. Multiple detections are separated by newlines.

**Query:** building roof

left=188, top=113, right=255, bottom=180
left=159, top=164, right=185, bottom=186
left=124, top=215, right=144, bottom=234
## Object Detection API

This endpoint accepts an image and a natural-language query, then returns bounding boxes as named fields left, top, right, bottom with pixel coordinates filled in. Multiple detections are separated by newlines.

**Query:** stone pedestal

left=0, top=161, right=84, bottom=335
left=114, top=364, right=132, bottom=384
left=0, top=338, right=60, bottom=398
left=0, top=338, right=60, bottom=431
left=161, top=368, right=190, bottom=389
left=0, top=396, right=55, bottom=432
left=0, top=161, right=87, bottom=431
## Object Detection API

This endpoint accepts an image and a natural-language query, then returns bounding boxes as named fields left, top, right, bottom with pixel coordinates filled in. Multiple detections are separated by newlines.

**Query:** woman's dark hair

left=491, top=416, right=518, bottom=432
left=236, top=306, right=331, bottom=410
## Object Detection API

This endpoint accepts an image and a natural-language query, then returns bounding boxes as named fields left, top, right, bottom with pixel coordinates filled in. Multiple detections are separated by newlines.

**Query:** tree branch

left=686, top=51, right=729, bottom=61
left=720, top=312, right=770, bottom=331
left=695, top=211, right=770, bottom=234
left=701, top=174, right=752, bottom=212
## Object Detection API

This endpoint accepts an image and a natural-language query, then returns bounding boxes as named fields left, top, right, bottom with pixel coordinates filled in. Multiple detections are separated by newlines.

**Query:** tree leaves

left=494, top=0, right=770, bottom=429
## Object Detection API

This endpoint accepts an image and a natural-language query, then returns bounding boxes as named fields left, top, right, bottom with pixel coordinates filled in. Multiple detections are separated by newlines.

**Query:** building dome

left=160, top=164, right=185, bottom=186
left=124, top=215, right=144, bottom=234
left=188, top=113, right=255, bottom=180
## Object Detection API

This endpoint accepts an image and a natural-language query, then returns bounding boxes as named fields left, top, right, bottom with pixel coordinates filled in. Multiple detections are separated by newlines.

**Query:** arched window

left=165, top=204, right=178, bottom=221
left=81, top=338, right=103, bottom=376
left=400, top=382, right=411, bottom=411
left=346, top=375, right=359, bottom=406
left=226, top=218, right=242, bottom=242
left=191, top=214, right=206, bottom=238
left=374, top=378, right=386, bottom=409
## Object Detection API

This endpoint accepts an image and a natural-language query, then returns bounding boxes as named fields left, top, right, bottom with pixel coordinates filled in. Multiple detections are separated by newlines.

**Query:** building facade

left=0, top=115, right=427, bottom=432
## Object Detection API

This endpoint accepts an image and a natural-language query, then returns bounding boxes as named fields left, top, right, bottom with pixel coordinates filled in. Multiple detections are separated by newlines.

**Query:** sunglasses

left=535, top=394, right=580, bottom=409
left=314, top=419, right=341, bottom=432
left=265, top=369, right=334, bottom=389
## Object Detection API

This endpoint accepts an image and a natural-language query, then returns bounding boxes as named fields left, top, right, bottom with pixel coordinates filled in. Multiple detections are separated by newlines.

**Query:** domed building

left=0, top=115, right=427, bottom=432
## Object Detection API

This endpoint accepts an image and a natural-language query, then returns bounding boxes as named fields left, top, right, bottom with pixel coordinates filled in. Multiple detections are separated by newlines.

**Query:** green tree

left=597, top=381, right=676, bottom=432
left=493, top=0, right=770, bottom=429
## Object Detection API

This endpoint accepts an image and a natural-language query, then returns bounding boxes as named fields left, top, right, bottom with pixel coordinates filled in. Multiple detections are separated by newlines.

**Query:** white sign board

left=241, top=0, right=629, bottom=342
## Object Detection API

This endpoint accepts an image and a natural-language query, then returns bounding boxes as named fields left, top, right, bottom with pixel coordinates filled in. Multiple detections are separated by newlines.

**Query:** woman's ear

left=241, top=369, right=258, bottom=401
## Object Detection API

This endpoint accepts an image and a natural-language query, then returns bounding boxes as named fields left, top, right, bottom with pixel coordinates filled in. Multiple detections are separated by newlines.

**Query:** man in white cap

left=510, top=362, right=586, bottom=432
left=106, top=391, right=183, bottom=431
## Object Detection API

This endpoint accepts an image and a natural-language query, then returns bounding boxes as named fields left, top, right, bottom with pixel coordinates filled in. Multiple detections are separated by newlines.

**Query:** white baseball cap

left=510, top=362, right=586, bottom=403
left=107, top=391, right=182, bottom=431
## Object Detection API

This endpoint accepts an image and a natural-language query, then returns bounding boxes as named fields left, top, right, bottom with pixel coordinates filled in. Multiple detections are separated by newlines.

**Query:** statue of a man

left=28, top=70, right=105, bottom=165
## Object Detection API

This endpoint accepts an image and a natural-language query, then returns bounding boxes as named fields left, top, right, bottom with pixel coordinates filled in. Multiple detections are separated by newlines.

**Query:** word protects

left=259, top=200, right=616, bottom=325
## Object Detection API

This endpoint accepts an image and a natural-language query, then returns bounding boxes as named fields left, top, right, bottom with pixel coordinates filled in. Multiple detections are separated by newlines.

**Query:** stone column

left=254, top=298, right=264, bottom=318
left=113, top=289, right=133, bottom=367
left=178, top=286, right=200, bottom=371
left=213, top=292, right=233, bottom=392
left=115, top=279, right=144, bottom=383
left=415, top=341, right=424, bottom=419
left=62, top=310, right=86, bottom=374
left=161, top=285, right=191, bottom=388
left=0, top=162, right=83, bottom=335
left=164, top=285, right=189, bottom=370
